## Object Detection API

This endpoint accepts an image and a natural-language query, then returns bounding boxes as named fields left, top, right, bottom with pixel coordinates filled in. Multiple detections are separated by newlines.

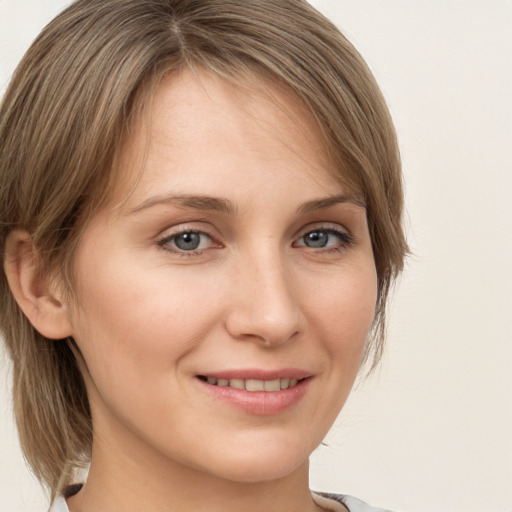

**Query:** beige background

left=1, top=1, right=511, bottom=511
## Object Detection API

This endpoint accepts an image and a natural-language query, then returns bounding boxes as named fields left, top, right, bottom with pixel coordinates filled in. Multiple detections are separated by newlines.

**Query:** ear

left=4, top=230, right=73, bottom=340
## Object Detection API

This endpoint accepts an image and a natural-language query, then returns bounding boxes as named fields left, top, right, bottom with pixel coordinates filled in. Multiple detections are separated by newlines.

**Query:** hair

left=0, top=0, right=408, bottom=501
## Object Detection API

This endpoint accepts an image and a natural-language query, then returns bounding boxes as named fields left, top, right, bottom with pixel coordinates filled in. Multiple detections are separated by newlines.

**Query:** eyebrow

left=297, top=194, right=366, bottom=213
left=127, top=192, right=365, bottom=216
left=128, top=194, right=237, bottom=215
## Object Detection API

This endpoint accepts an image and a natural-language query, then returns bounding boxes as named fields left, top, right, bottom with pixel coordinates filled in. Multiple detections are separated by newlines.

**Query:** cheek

left=304, top=263, right=378, bottom=362
left=69, top=258, right=224, bottom=389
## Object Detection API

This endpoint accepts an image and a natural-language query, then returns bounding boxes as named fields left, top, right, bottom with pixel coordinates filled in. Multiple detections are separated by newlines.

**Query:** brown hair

left=0, top=0, right=408, bottom=501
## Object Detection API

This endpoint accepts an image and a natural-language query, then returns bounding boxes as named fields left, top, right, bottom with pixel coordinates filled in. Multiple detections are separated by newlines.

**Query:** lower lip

left=197, top=378, right=312, bottom=415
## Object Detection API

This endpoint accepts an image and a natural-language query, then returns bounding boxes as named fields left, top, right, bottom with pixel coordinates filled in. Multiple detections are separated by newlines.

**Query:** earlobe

left=4, top=230, right=73, bottom=340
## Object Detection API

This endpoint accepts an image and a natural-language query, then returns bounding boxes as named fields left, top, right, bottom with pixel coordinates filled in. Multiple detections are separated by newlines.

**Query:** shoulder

left=313, top=491, right=396, bottom=512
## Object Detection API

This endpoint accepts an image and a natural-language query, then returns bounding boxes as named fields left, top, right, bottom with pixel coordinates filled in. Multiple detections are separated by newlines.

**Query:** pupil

left=305, top=231, right=328, bottom=248
left=175, top=232, right=200, bottom=250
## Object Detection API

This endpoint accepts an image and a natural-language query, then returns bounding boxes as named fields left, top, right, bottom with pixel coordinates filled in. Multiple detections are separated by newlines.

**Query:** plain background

left=1, top=1, right=511, bottom=511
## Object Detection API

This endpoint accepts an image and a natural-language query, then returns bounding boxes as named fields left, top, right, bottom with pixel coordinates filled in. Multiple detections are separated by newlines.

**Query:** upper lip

left=196, top=368, right=312, bottom=381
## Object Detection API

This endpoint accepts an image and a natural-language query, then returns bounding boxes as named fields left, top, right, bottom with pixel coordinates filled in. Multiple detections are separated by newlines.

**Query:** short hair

left=0, top=0, right=408, bottom=500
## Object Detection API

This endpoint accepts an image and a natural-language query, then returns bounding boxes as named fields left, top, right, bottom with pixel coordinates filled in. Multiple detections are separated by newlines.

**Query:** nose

left=225, top=250, right=301, bottom=346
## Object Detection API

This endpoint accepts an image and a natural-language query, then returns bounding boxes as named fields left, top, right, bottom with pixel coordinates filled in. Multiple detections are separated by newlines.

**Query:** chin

left=208, top=458, right=307, bottom=484
left=196, top=436, right=314, bottom=483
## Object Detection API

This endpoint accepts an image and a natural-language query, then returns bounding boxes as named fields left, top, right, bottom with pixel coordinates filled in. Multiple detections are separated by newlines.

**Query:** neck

left=68, top=459, right=320, bottom=512
left=67, top=419, right=323, bottom=512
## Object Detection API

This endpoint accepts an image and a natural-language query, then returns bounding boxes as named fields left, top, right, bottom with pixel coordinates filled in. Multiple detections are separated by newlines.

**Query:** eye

left=294, top=227, right=353, bottom=250
left=159, top=230, right=214, bottom=253
left=303, top=230, right=331, bottom=248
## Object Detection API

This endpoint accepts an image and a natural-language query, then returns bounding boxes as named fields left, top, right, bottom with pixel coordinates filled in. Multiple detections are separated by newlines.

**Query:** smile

left=198, top=376, right=300, bottom=391
left=197, top=372, right=312, bottom=415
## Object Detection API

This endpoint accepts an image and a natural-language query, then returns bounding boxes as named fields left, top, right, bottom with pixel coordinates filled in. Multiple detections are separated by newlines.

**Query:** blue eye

left=297, top=228, right=352, bottom=250
left=174, top=232, right=202, bottom=250
left=160, top=231, right=212, bottom=252
left=303, top=231, right=330, bottom=248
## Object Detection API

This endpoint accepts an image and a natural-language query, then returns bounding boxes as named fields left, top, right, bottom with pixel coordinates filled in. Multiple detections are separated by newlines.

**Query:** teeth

left=229, top=379, right=245, bottom=390
left=246, top=379, right=265, bottom=391
left=203, top=377, right=302, bottom=391
left=264, top=379, right=281, bottom=391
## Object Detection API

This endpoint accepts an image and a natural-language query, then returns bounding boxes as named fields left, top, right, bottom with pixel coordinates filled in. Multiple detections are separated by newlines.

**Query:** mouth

left=195, top=369, right=313, bottom=414
left=197, top=375, right=304, bottom=391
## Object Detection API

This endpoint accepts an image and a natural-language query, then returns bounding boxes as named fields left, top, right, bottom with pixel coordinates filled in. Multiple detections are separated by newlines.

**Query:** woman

left=0, top=1, right=407, bottom=511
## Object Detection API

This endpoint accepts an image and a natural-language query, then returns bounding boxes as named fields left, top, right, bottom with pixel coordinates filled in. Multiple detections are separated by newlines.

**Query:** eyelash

left=157, top=228, right=218, bottom=257
left=157, top=225, right=354, bottom=257
left=293, top=227, right=355, bottom=252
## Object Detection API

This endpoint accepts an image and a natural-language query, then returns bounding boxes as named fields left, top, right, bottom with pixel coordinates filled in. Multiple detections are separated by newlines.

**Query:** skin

left=11, top=71, right=378, bottom=512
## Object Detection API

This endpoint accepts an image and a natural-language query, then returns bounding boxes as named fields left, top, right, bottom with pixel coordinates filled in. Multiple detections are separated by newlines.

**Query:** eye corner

left=157, top=227, right=223, bottom=257
left=293, top=224, right=355, bottom=252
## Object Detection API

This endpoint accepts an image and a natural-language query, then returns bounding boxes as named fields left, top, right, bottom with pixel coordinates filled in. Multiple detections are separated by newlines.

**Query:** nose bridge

left=225, top=243, right=300, bottom=345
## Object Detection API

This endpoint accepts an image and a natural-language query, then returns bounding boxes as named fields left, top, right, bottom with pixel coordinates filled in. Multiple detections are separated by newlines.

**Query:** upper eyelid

left=292, top=224, right=355, bottom=249
left=157, top=223, right=218, bottom=239
left=156, top=221, right=351, bottom=244
left=293, top=222, right=351, bottom=238
left=158, top=229, right=217, bottom=245
left=157, top=230, right=220, bottom=257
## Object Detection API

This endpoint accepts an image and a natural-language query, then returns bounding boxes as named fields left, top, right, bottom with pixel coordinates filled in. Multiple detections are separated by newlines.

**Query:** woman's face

left=66, top=71, right=377, bottom=483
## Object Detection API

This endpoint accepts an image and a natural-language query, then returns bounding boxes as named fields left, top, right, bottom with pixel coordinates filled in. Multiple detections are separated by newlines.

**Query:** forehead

left=111, top=70, right=348, bottom=210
